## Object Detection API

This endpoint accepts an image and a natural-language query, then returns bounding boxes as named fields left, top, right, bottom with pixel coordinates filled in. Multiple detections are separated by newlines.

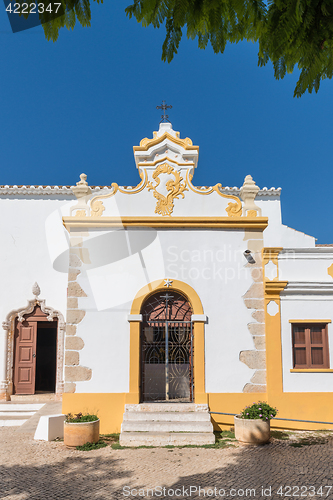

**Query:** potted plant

left=64, top=413, right=100, bottom=447
left=234, top=401, right=278, bottom=445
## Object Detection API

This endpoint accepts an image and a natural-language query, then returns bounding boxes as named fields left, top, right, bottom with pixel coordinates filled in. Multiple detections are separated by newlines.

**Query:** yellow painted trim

left=147, top=163, right=188, bottom=216
left=265, top=281, right=288, bottom=299
left=208, top=393, right=268, bottom=430
left=262, top=248, right=283, bottom=260
left=127, top=320, right=141, bottom=404
left=208, top=393, right=333, bottom=431
left=134, top=131, right=199, bottom=152
left=290, top=369, right=333, bottom=373
left=117, top=172, right=148, bottom=195
left=185, top=170, right=243, bottom=217
left=263, top=253, right=285, bottom=398
left=328, top=263, right=333, bottom=279
left=63, top=216, right=268, bottom=231
left=289, top=319, right=331, bottom=324
left=63, top=392, right=333, bottom=433
left=127, top=279, right=207, bottom=405
left=193, top=322, right=207, bottom=404
left=89, top=170, right=149, bottom=217
left=86, top=162, right=244, bottom=220
left=130, top=279, right=204, bottom=315
left=62, top=393, right=126, bottom=434
left=262, top=247, right=283, bottom=281
left=262, top=249, right=286, bottom=306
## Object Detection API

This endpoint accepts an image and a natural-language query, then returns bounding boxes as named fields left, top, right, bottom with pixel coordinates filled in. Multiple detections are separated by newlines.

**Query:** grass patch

left=271, top=430, right=290, bottom=440
left=101, top=433, right=120, bottom=443
left=76, top=440, right=108, bottom=451
left=213, top=430, right=237, bottom=448
left=101, top=433, right=121, bottom=445
left=290, top=436, right=328, bottom=448
left=215, top=430, right=235, bottom=439
left=111, top=442, right=125, bottom=450
left=76, top=434, right=121, bottom=450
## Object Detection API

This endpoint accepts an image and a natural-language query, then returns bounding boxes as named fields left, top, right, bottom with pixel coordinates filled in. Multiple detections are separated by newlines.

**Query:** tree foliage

left=43, top=0, right=333, bottom=97
left=40, top=0, right=102, bottom=42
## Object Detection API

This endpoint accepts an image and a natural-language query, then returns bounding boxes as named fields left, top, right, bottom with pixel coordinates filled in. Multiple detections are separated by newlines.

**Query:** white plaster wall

left=279, top=250, right=333, bottom=282
left=0, top=196, right=73, bottom=381
left=279, top=226, right=315, bottom=248
left=280, top=297, right=333, bottom=392
left=74, top=308, right=130, bottom=394
left=255, top=198, right=315, bottom=248
left=74, top=228, right=257, bottom=394
left=164, top=230, right=256, bottom=393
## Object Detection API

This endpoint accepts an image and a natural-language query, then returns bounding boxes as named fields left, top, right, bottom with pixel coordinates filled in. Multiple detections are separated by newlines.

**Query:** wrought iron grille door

left=140, top=292, right=193, bottom=402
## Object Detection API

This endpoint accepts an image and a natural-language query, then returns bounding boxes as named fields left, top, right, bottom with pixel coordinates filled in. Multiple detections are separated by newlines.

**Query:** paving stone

left=0, top=426, right=332, bottom=500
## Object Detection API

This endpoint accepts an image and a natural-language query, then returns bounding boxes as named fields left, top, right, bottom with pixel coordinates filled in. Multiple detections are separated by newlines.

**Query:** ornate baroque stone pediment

left=65, top=123, right=268, bottom=226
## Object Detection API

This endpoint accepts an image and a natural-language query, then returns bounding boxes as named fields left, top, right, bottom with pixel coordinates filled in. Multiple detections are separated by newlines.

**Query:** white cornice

left=281, top=282, right=333, bottom=295
left=257, top=187, right=282, bottom=197
left=0, top=184, right=281, bottom=198
left=220, top=186, right=281, bottom=197
left=279, top=248, right=333, bottom=259
left=0, top=185, right=112, bottom=196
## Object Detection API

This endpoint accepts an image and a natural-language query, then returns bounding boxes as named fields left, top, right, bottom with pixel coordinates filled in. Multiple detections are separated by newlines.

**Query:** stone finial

left=72, top=173, right=92, bottom=200
left=240, top=175, right=262, bottom=217
left=32, top=282, right=41, bottom=298
left=77, top=173, right=88, bottom=186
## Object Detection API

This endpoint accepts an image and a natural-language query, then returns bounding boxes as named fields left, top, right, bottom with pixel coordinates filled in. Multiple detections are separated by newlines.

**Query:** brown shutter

left=293, top=326, right=307, bottom=367
left=292, top=324, right=329, bottom=369
left=310, top=325, right=329, bottom=368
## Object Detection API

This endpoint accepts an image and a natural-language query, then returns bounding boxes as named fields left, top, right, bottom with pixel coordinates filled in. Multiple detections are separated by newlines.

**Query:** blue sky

left=0, top=1, right=332, bottom=243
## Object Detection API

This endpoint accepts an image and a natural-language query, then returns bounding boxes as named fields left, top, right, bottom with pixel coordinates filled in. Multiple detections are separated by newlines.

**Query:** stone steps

left=10, top=394, right=57, bottom=402
left=125, top=403, right=208, bottom=412
left=0, top=403, right=44, bottom=427
left=121, top=420, right=213, bottom=433
left=119, top=431, right=215, bottom=447
left=123, top=411, right=210, bottom=422
left=120, top=403, right=215, bottom=447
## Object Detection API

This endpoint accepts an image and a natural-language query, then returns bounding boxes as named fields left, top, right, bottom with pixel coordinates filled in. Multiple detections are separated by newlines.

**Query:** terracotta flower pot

left=234, top=415, right=270, bottom=445
left=64, top=419, right=100, bottom=447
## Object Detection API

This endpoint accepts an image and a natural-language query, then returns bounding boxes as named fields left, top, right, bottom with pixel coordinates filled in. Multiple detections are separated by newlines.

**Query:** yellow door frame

left=126, top=279, right=208, bottom=404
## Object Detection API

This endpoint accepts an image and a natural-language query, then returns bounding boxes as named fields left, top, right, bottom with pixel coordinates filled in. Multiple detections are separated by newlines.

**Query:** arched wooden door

left=140, top=291, right=193, bottom=402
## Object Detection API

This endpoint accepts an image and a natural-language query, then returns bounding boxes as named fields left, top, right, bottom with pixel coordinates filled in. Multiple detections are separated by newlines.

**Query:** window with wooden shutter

left=292, top=324, right=329, bottom=369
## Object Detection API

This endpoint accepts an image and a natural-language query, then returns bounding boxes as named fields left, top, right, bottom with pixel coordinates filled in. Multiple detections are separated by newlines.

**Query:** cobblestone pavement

left=0, top=428, right=332, bottom=500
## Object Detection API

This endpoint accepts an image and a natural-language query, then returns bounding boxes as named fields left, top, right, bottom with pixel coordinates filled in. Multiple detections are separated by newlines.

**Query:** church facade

left=1, top=122, right=332, bottom=433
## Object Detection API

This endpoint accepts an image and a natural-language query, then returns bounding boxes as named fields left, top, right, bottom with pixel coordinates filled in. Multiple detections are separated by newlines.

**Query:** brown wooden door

left=14, top=321, right=37, bottom=394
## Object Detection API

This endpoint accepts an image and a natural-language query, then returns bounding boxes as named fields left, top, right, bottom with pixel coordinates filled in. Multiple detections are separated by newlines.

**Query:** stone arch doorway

left=140, top=291, right=193, bottom=402
left=127, top=279, right=208, bottom=405
left=1, top=284, right=65, bottom=401
left=13, top=306, right=58, bottom=395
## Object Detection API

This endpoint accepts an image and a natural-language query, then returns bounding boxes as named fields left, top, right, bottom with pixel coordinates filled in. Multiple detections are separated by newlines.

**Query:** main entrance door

left=140, top=291, right=193, bottom=402
left=13, top=306, right=57, bottom=395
